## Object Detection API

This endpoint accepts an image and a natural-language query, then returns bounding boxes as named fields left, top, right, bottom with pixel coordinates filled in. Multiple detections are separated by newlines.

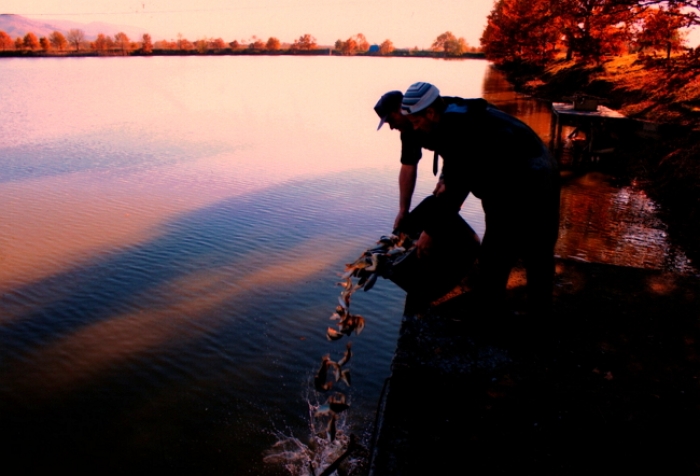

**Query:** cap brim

left=377, top=118, right=386, bottom=130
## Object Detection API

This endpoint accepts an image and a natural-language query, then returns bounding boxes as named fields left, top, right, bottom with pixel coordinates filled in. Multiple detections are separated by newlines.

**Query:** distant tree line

left=481, top=0, right=700, bottom=67
left=0, top=29, right=482, bottom=58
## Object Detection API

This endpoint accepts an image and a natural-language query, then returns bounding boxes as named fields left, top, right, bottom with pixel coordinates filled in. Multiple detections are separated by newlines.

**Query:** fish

left=329, top=361, right=341, bottom=382
left=328, top=393, right=350, bottom=414
left=363, top=272, right=379, bottom=292
left=339, top=369, right=351, bottom=387
left=314, top=355, right=333, bottom=392
left=337, top=342, right=352, bottom=367
left=326, top=327, right=344, bottom=341
left=327, top=413, right=338, bottom=442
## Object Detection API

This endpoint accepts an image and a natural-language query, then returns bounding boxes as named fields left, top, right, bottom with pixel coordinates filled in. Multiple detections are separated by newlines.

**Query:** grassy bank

left=503, top=54, right=700, bottom=265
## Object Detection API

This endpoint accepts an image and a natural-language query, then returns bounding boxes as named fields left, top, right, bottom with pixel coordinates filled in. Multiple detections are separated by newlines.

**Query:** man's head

left=374, top=91, right=412, bottom=132
left=401, top=82, right=442, bottom=132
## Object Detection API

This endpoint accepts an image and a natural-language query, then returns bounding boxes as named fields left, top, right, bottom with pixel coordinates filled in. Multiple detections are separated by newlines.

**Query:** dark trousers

left=479, top=171, right=561, bottom=315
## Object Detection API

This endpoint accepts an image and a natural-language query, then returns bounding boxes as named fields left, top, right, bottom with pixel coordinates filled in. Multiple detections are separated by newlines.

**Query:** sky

left=2, top=0, right=497, bottom=48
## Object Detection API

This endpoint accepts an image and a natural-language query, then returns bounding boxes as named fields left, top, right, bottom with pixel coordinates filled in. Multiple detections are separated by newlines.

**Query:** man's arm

left=394, top=163, right=417, bottom=231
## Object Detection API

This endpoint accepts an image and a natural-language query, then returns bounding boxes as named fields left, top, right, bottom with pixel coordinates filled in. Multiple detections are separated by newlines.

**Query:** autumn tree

left=67, top=29, right=85, bottom=52
left=14, top=37, right=23, bottom=51
left=432, top=31, right=469, bottom=56
left=249, top=38, right=266, bottom=50
left=93, top=34, right=110, bottom=54
left=196, top=38, right=209, bottom=54
left=379, top=39, right=395, bottom=55
left=635, top=4, right=687, bottom=59
left=266, top=37, right=281, bottom=51
left=335, top=33, right=370, bottom=55
left=291, top=33, right=317, bottom=51
left=481, top=0, right=561, bottom=65
left=49, top=31, right=68, bottom=51
left=142, top=33, right=153, bottom=54
left=39, top=36, right=51, bottom=52
left=229, top=40, right=240, bottom=50
left=0, top=30, right=13, bottom=50
left=23, top=32, right=40, bottom=51
left=114, top=32, right=131, bottom=55
left=211, top=37, right=226, bottom=50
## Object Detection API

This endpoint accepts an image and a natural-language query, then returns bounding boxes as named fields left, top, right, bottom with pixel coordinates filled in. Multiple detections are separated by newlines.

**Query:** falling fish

left=339, top=369, right=351, bottom=387
left=314, top=355, right=333, bottom=392
left=328, top=393, right=350, bottom=414
left=327, top=413, right=338, bottom=442
left=337, top=342, right=352, bottom=367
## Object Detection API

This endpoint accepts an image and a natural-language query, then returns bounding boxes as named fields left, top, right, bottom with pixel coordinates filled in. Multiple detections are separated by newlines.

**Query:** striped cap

left=400, top=82, right=440, bottom=115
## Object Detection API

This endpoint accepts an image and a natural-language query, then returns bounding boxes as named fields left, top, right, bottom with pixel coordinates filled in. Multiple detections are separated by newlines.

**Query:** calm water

left=0, top=56, right=694, bottom=475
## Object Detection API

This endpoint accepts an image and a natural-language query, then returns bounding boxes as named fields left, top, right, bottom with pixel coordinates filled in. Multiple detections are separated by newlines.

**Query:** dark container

left=384, top=195, right=480, bottom=302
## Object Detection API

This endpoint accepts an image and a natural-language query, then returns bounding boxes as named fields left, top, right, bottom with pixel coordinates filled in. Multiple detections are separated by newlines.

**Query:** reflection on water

left=0, top=56, right=696, bottom=476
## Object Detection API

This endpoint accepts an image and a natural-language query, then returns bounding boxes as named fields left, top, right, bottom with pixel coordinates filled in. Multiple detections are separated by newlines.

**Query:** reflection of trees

left=557, top=175, right=692, bottom=273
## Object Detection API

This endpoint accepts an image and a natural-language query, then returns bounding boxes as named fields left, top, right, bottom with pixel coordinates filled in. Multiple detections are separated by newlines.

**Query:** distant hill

left=0, top=14, right=149, bottom=41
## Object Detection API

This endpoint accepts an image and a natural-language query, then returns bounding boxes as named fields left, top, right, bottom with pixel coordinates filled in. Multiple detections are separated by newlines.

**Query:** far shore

left=0, top=49, right=486, bottom=59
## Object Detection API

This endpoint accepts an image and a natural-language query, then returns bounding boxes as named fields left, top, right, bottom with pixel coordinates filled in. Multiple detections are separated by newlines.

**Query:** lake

left=0, top=55, right=694, bottom=475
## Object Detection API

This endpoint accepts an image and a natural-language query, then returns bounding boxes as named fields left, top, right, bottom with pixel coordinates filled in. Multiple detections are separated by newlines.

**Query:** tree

left=211, top=37, right=226, bottom=50
left=142, top=33, right=153, bottom=54
left=248, top=37, right=266, bottom=50
left=635, top=4, right=687, bottom=59
left=14, top=37, right=23, bottom=51
left=266, top=37, right=281, bottom=51
left=432, top=31, right=469, bottom=56
left=23, top=32, right=40, bottom=51
left=379, top=39, right=395, bottom=55
left=481, top=0, right=560, bottom=65
left=93, top=33, right=111, bottom=54
left=196, top=38, right=209, bottom=54
left=229, top=40, right=240, bottom=50
left=49, top=31, right=68, bottom=52
left=0, top=30, right=14, bottom=51
left=67, top=29, right=85, bottom=52
left=39, top=36, right=51, bottom=52
left=114, top=32, right=131, bottom=55
left=335, top=33, right=370, bottom=55
left=291, top=33, right=317, bottom=51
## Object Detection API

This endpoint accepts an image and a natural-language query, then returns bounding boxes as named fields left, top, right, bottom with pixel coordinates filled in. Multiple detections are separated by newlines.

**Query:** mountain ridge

left=0, top=14, right=149, bottom=41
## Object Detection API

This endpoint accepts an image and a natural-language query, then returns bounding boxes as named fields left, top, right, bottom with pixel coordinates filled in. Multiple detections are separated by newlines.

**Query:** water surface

left=0, top=56, right=694, bottom=475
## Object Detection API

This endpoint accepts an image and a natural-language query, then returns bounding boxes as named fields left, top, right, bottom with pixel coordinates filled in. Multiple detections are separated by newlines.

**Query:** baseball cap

left=401, top=82, right=440, bottom=115
left=374, top=90, right=403, bottom=130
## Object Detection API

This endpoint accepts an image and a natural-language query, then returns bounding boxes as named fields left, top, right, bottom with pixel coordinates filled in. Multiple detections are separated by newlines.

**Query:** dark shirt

left=401, top=97, right=553, bottom=201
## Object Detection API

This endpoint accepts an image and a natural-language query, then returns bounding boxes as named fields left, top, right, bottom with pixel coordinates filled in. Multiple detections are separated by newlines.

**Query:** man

left=378, top=82, right=560, bottom=315
left=374, top=90, right=449, bottom=233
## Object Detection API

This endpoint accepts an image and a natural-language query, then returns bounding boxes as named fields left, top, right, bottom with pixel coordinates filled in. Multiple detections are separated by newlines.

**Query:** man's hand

left=415, top=231, right=433, bottom=259
left=393, top=210, right=408, bottom=232
left=432, top=178, right=446, bottom=197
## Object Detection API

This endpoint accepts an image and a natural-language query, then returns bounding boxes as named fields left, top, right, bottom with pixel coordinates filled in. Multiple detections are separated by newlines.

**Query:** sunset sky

left=2, top=0, right=497, bottom=48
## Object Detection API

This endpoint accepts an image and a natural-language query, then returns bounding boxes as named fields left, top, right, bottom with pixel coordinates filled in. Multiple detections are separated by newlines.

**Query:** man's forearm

left=398, top=164, right=417, bottom=213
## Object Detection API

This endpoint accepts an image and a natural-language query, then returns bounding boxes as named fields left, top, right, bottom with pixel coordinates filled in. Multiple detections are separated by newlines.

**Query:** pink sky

left=4, top=0, right=699, bottom=48
left=2, top=0, right=497, bottom=48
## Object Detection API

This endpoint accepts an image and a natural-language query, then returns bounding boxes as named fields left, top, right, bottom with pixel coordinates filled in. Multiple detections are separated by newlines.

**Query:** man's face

left=407, top=108, right=436, bottom=133
left=386, top=111, right=412, bottom=132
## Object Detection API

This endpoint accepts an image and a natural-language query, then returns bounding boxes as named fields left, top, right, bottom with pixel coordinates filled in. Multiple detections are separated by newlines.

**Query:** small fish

left=326, top=327, right=344, bottom=341
left=327, top=413, right=338, bottom=442
left=339, top=369, right=351, bottom=387
left=328, top=393, right=350, bottom=413
left=329, top=361, right=341, bottom=382
left=354, top=315, right=365, bottom=335
left=365, top=253, right=380, bottom=272
left=363, top=272, right=379, bottom=292
left=337, top=342, right=352, bottom=367
left=314, top=355, right=333, bottom=392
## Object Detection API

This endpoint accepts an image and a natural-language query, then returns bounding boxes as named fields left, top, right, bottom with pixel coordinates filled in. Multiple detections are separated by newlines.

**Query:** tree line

left=0, top=29, right=481, bottom=57
left=481, top=0, right=700, bottom=66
